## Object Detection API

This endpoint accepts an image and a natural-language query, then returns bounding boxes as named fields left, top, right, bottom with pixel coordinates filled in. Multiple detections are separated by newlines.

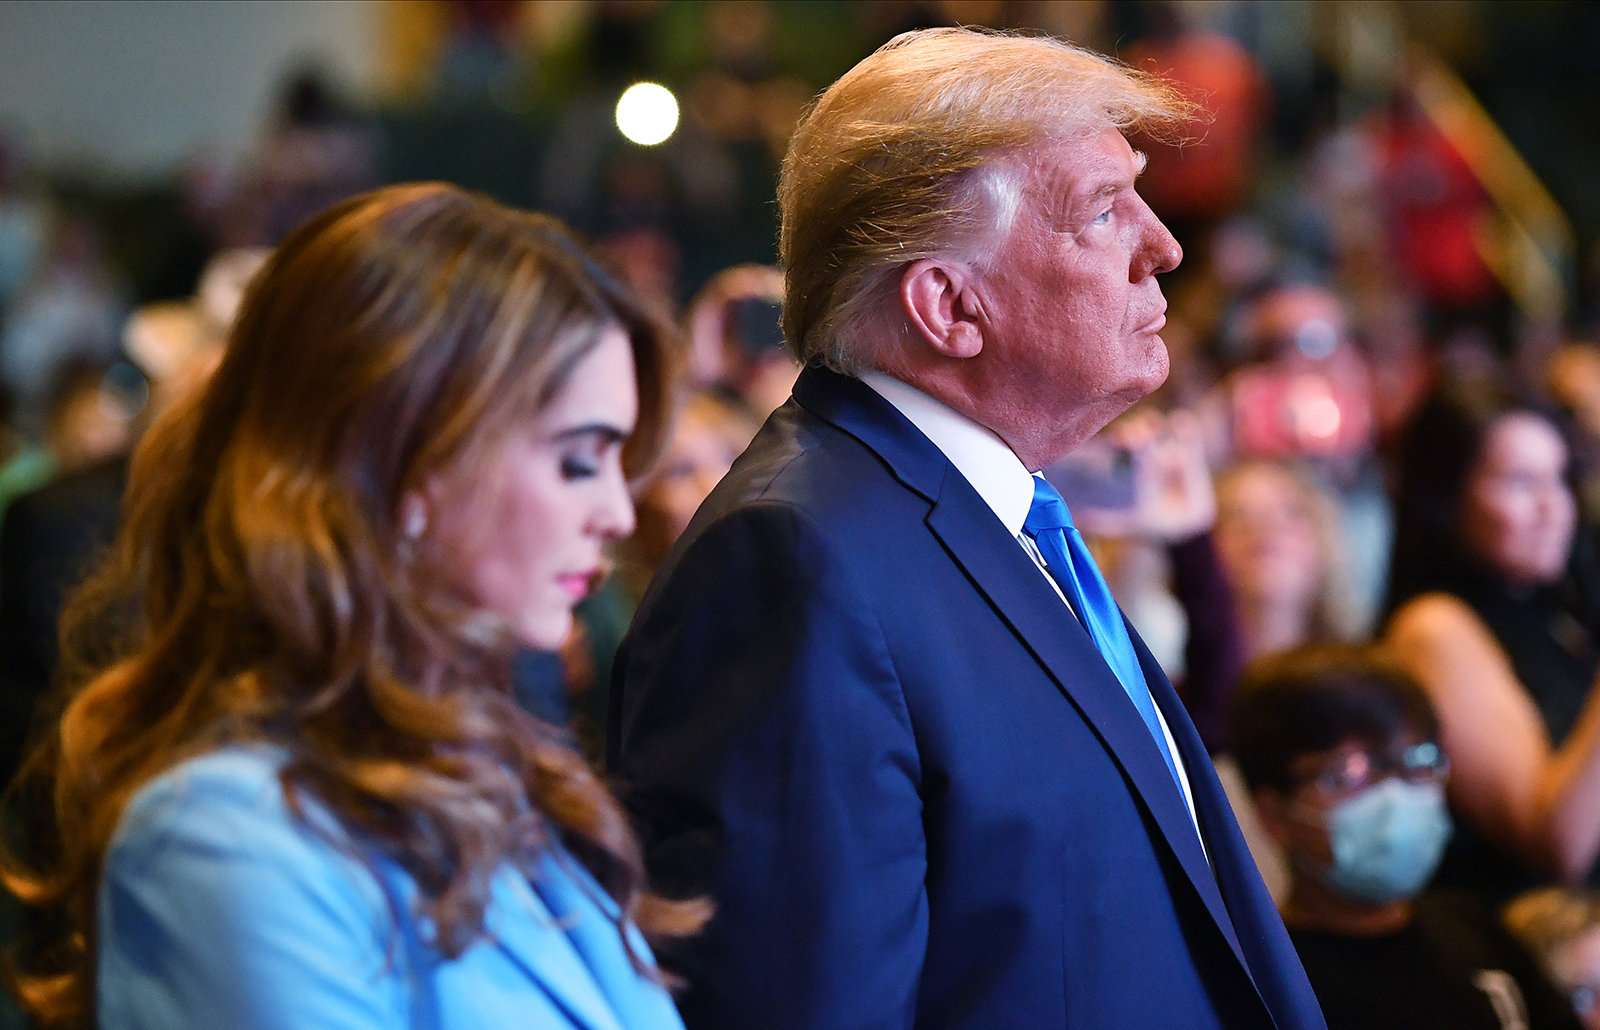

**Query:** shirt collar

left=860, top=371, right=1036, bottom=537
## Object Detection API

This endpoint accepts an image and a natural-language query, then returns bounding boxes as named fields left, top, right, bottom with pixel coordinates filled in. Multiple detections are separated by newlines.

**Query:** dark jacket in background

left=0, top=456, right=126, bottom=783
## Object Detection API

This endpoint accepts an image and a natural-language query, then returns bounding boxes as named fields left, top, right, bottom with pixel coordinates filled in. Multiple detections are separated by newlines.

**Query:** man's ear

left=900, top=259, right=985, bottom=360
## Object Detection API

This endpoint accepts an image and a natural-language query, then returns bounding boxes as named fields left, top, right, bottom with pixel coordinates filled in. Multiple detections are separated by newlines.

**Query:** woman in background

left=1386, top=379, right=1600, bottom=902
left=1213, top=459, right=1361, bottom=662
left=1209, top=457, right=1362, bottom=901
left=3, top=184, right=700, bottom=1028
left=626, top=392, right=759, bottom=594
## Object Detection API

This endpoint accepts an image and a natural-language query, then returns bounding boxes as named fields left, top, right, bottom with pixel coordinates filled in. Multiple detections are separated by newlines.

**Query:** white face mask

left=1307, top=779, right=1453, bottom=904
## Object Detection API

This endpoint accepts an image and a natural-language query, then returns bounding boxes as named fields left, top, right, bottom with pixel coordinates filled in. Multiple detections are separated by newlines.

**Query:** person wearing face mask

left=1232, top=643, right=1582, bottom=1030
left=1385, top=378, right=1600, bottom=904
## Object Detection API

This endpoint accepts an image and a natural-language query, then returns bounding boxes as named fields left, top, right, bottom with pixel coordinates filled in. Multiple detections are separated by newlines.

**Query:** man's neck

left=859, top=370, right=1036, bottom=535
left=866, top=360, right=1088, bottom=473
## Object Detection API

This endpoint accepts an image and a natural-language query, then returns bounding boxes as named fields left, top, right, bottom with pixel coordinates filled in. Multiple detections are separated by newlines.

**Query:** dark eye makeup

left=549, top=423, right=630, bottom=482
left=561, top=456, right=599, bottom=481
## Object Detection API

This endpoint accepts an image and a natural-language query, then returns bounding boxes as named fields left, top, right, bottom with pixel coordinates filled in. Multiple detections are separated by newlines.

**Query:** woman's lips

left=557, top=571, right=598, bottom=601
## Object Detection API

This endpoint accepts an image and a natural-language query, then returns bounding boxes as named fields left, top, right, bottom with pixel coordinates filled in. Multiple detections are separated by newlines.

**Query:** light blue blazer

left=97, top=745, right=686, bottom=1030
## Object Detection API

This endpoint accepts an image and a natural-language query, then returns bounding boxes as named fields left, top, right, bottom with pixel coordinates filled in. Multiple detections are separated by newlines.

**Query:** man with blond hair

left=611, top=28, right=1327, bottom=1029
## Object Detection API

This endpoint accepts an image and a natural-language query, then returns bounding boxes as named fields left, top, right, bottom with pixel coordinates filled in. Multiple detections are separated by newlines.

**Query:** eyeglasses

left=1297, top=741, right=1450, bottom=800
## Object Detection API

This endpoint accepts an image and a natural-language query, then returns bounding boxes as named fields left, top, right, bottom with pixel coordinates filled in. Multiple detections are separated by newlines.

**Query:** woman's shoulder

left=101, top=747, right=683, bottom=1029
left=106, top=744, right=373, bottom=900
left=99, top=746, right=405, bottom=994
left=1386, top=591, right=1498, bottom=651
left=1387, top=591, right=1532, bottom=715
left=98, top=753, right=423, bottom=1025
left=119, top=742, right=288, bottom=812
left=114, top=745, right=294, bottom=846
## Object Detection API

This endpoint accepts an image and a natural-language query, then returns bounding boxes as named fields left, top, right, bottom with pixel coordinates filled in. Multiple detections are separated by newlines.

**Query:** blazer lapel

left=791, top=367, right=947, bottom=502
left=485, top=867, right=626, bottom=1030
left=528, top=852, right=684, bottom=1030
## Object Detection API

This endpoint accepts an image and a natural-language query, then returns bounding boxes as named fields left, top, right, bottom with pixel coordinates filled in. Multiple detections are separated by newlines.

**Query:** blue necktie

left=1024, top=476, right=1184, bottom=794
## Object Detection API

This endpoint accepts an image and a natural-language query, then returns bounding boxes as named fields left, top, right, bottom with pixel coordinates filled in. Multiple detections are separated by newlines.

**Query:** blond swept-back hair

left=779, top=27, right=1194, bottom=374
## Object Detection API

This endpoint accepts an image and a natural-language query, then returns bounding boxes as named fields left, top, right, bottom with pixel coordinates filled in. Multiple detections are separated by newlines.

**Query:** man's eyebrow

left=1083, top=155, right=1146, bottom=203
left=1084, top=180, right=1125, bottom=204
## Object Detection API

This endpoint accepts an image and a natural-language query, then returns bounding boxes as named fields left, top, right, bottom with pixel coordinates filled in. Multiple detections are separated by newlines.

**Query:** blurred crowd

left=4, top=2, right=1600, bottom=1028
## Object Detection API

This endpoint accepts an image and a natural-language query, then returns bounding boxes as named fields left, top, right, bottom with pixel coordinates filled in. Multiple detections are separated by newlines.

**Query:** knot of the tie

left=1024, top=476, right=1076, bottom=535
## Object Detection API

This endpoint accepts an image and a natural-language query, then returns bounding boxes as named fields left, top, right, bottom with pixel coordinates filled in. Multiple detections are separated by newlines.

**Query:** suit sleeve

left=97, top=770, right=413, bottom=1030
left=612, top=502, right=927, bottom=1030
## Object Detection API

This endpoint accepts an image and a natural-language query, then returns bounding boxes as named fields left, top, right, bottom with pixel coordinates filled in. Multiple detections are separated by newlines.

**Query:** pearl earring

left=401, top=500, right=428, bottom=541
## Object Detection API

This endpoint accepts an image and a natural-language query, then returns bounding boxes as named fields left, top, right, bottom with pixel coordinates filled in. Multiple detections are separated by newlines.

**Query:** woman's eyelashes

left=560, top=453, right=599, bottom=481
left=552, top=425, right=629, bottom=482
left=558, top=438, right=620, bottom=481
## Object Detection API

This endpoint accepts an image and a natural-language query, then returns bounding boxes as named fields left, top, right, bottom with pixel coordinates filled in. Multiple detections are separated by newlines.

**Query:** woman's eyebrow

left=549, top=422, right=630, bottom=444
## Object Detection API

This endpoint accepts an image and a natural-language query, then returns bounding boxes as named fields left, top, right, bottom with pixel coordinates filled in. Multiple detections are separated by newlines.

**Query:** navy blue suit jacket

left=610, top=368, right=1326, bottom=1030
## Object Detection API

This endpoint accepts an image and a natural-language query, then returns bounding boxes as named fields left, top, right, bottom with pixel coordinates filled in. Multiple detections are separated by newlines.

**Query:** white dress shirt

left=860, top=372, right=1203, bottom=836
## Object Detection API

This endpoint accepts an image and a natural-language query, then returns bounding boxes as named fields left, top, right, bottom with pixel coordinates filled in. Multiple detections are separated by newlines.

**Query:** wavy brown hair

left=2, top=183, right=701, bottom=1025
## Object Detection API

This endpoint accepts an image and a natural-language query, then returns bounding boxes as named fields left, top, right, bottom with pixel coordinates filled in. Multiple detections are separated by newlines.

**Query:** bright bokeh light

left=616, top=82, right=679, bottom=146
left=1298, top=395, right=1343, bottom=440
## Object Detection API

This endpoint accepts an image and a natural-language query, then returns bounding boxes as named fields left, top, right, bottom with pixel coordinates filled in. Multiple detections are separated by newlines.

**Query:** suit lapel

left=1127, top=624, right=1259, bottom=978
left=924, top=481, right=1250, bottom=962
left=485, top=867, right=626, bottom=1030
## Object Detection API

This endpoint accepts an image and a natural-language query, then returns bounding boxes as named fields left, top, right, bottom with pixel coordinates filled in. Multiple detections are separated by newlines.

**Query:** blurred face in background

left=1461, top=412, right=1576, bottom=587
left=47, top=374, right=136, bottom=474
left=1246, top=284, right=1348, bottom=363
left=641, top=393, right=757, bottom=547
left=1257, top=725, right=1452, bottom=908
left=421, top=326, right=639, bottom=650
left=1214, top=462, right=1324, bottom=611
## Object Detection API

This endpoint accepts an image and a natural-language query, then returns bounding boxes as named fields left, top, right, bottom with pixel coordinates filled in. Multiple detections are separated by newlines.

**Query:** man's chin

left=1132, top=335, right=1172, bottom=394
left=1116, top=358, right=1170, bottom=407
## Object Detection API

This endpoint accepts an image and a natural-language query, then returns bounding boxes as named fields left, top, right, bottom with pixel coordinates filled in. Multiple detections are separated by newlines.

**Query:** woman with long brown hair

left=3, top=183, right=701, bottom=1028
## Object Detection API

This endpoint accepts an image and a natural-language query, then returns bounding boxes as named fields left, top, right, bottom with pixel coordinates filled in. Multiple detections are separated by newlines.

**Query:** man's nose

left=1131, top=198, right=1182, bottom=280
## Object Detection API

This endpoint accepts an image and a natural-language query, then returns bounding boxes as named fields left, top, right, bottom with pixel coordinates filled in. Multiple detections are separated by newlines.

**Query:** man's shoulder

left=639, top=397, right=938, bottom=620
left=703, top=396, right=930, bottom=529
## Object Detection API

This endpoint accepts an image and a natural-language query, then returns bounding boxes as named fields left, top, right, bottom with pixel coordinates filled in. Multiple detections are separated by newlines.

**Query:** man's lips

left=1136, top=310, right=1168, bottom=335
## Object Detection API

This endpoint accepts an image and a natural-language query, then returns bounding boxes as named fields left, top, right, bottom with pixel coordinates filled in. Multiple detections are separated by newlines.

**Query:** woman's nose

left=596, top=468, right=637, bottom=539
